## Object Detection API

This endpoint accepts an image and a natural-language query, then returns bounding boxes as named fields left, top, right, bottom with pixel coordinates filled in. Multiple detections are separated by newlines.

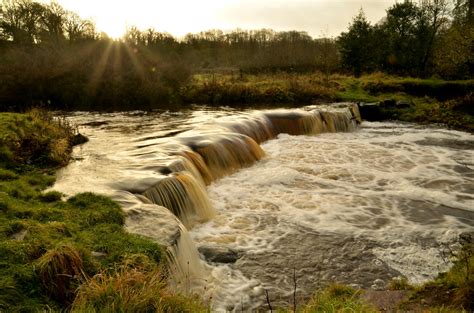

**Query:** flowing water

left=53, top=105, right=474, bottom=312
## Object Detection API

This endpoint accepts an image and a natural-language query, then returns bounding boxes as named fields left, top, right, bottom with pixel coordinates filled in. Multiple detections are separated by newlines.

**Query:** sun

left=96, top=18, right=127, bottom=39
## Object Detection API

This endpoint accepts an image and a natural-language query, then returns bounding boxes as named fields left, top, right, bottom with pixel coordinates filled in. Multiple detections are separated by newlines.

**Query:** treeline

left=0, top=0, right=472, bottom=110
left=339, top=0, right=473, bottom=78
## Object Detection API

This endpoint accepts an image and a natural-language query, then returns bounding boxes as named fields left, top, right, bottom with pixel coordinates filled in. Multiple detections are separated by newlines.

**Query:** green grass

left=297, top=284, right=377, bottom=313
left=333, top=72, right=474, bottom=102
left=0, top=109, right=78, bottom=168
left=0, top=111, right=206, bottom=311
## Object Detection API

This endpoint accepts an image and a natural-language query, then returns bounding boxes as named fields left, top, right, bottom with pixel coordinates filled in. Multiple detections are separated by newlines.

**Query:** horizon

left=47, top=0, right=396, bottom=39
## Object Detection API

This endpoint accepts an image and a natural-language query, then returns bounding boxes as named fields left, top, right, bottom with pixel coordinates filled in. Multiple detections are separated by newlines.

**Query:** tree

left=382, top=0, right=422, bottom=74
left=418, top=0, right=451, bottom=75
left=433, top=0, right=474, bottom=77
left=64, top=11, right=95, bottom=42
left=338, top=9, right=375, bottom=76
left=38, top=1, right=66, bottom=44
left=0, top=0, right=46, bottom=44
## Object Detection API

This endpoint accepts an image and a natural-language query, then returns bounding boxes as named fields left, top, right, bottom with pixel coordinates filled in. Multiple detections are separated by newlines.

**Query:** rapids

left=53, top=105, right=473, bottom=312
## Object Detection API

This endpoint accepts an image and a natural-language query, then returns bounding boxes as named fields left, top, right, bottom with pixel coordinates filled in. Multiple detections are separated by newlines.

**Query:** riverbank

left=183, top=72, right=474, bottom=132
left=0, top=110, right=206, bottom=311
left=293, top=233, right=473, bottom=312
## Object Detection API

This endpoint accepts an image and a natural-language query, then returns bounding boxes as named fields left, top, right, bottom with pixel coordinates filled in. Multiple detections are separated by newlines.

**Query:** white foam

left=190, top=121, right=474, bottom=309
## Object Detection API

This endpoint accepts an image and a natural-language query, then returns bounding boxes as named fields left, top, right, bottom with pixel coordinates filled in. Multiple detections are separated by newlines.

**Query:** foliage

left=338, top=10, right=377, bottom=77
left=337, top=1, right=472, bottom=78
left=181, top=72, right=335, bottom=106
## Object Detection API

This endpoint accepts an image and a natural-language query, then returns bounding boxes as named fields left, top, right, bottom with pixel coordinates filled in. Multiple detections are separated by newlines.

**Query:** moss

left=0, top=169, right=17, bottom=180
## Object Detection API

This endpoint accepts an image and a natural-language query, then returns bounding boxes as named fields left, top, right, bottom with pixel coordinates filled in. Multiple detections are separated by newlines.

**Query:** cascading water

left=53, top=104, right=473, bottom=312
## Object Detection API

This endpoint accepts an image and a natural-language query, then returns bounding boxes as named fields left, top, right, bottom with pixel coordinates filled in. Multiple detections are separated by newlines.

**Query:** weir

left=56, top=104, right=362, bottom=299
left=123, top=104, right=362, bottom=289
left=139, top=105, right=360, bottom=224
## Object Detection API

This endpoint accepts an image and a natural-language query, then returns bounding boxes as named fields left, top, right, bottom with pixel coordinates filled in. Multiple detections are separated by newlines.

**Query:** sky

left=53, top=0, right=396, bottom=39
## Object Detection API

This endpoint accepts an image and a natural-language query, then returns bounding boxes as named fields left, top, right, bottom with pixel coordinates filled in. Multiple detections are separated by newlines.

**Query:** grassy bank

left=182, top=72, right=474, bottom=132
left=0, top=110, right=206, bottom=311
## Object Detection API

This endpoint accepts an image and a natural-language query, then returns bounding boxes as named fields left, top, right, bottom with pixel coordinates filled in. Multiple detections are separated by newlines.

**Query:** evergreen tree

left=338, top=9, right=375, bottom=76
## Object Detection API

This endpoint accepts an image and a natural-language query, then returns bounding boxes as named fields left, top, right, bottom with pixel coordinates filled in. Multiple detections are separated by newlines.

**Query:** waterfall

left=115, top=104, right=361, bottom=293
left=116, top=191, right=208, bottom=291
left=142, top=172, right=215, bottom=228
left=138, top=105, right=360, bottom=228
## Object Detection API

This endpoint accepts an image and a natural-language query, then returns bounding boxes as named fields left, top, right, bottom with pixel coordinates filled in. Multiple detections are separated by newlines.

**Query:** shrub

left=389, top=277, right=413, bottom=290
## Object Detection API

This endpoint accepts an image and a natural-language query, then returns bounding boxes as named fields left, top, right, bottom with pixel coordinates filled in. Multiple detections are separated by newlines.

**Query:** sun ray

left=123, top=43, right=146, bottom=81
left=87, top=40, right=114, bottom=93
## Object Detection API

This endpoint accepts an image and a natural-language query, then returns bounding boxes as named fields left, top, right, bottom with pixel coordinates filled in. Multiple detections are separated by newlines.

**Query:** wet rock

left=198, top=245, right=242, bottom=263
left=82, top=121, right=109, bottom=127
left=357, top=102, right=385, bottom=121
left=371, top=278, right=386, bottom=290
left=380, top=99, right=397, bottom=107
left=72, top=133, right=88, bottom=146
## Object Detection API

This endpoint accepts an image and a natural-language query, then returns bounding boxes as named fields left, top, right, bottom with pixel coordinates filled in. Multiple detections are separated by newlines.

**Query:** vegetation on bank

left=299, top=284, right=378, bottom=313
left=0, top=0, right=472, bottom=110
left=183, top=72, right=474, bottom=132
left=0, top=111, right=206, bottom=311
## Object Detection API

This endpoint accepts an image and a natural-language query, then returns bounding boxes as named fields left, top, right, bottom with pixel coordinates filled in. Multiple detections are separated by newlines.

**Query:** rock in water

left=198, top=245, right=242, bottom=263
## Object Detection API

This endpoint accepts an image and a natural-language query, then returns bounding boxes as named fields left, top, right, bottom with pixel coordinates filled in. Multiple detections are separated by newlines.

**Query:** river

left=53, top=105, right=474, bottom=311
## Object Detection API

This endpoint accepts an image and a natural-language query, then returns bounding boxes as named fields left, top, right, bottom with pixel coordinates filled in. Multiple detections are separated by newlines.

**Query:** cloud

left=217, top=0, right=394, bottom=37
